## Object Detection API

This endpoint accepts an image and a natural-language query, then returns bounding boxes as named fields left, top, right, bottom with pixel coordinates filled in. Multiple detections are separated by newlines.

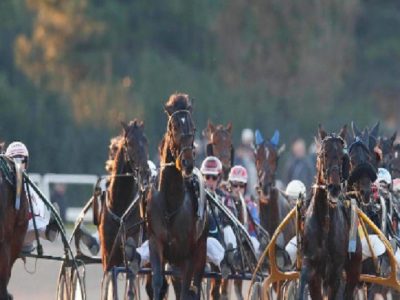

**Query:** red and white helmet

left=5, top=141, right=29, bottom=158
left=200, top=156, right=222, bottom=175
left=229, top=165, right=248, bottom=183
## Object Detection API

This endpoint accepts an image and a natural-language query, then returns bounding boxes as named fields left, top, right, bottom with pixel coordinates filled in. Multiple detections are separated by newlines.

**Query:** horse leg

left=145, top=273, right=169, bottom=299
left=0, top=244, right=12, bottom=300
left=210, top=277, right=220, bottom=300
left=308, top=275, right=322, bottom=300
left=180, top=260, right=195, bottom=300
left=192, top=243, right=206, bottom=300
left=298, top=258, right=312, bottom=300
left=233, top=280, right=243, bottom=300
left=344, top=253, right=362, bottom=300
left=149, top=240, right=164, bottom=300
left=220, top=279, right=229, bottom=300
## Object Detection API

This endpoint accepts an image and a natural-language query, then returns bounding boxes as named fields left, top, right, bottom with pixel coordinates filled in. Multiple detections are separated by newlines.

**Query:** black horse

left=147, top=93, right=207, bottom=300
left=97, top=120, right=150, bottom=298
left=299, top=125, right=362, bottom=300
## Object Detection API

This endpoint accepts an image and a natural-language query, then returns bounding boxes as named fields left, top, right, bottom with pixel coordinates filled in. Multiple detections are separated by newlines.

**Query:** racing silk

left=25, top=185, right=50, bottom=231
left=245, top=196, right=260, bottom=237
left=207, top=188, right=236, bottom=241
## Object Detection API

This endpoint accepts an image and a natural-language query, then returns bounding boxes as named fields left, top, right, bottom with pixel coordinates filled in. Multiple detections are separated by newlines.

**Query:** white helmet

left=393, top=178, right=400, bottom=193
left=228, top=165, right=248, bottom=183
left=241, top=128, right=254, bottom=146
left=376, top=168, right=392, bottom=185
left=147, top=160, right=157, bottom=179
left=5, top=141, right=29, bottom=158
left=200, top=156, right=222, bottom=175
left=286, top=180, right=306, bottom=200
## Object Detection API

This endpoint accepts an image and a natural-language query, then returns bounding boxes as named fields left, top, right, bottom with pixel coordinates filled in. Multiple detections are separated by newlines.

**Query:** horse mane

left=161, top=93, right=192, bottom=164
left=164, top=93, right=192, bottom=113
left=105, top=119, right=144, bottom=174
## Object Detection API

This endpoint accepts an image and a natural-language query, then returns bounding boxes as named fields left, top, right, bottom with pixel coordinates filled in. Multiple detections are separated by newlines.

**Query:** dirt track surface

left=9, top=238, right=250, bottom=300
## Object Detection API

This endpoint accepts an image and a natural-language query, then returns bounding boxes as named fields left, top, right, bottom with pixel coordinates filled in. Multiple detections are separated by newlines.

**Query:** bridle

left=318, top=134, right=346, bottom=184
left=166, top=109, right=196, bottom=170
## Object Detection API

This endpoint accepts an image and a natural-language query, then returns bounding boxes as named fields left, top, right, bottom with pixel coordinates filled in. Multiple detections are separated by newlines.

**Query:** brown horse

left=254, top=129, right=293, bottom=262
left=203, top=120, right=234, bottom=180
left=0, top=144, right=29, bottom=300
left=98, top=120, right=149, bottom=273
left=347, top=122, right=378, bottom=205
left=147, top=93, right=207, bottom=300
left=299, top=125, right=362, bottom=300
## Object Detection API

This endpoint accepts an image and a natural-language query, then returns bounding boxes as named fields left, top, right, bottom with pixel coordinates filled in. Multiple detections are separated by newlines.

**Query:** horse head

left=347, top=122, right=377, bottom=203
left=316, top=125, right=349, bottom=198
left=254, top=129, right=284, bottom=200
left=203, top=120, right=233, bottom=180
left=121, top=119, right=150, bottom=190
left=388, top=144, right=400, bottom=179
left=164, top=93, right=196, bottom=177
left=378, top=131, right=397, bottom=169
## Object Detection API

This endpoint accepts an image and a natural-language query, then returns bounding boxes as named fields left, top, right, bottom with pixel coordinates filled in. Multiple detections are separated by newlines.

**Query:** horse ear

left=370, top=121, right=380, bottom=138
left=351, top=121, right=362, bottom=138
left=270, top=130, right=280, bottom=147
left=208, top=120, right=216, bottom=134
left=318, top=124, right=327, bottom=140
left=121, top=121, right=129, bottom=135
left=339, top=124, right=347, bottom=141
left=206, top=143, right=214, bottom=156
left=226, top=122, right=232, bottom=134
left=188, top=97, right=194, bottom=113
left=362, top=129, right=369, bottom=149
left=277, top=144, right=286, bottom=157
left=164, top=104, right=173, bottom=116
left=342, top=153, right=350, bottom=181
left=139, top=120, right=144, bottom=128
left=390, top=131, right=397, bottom=146
left=230, top=145, right=235, bottom=167
left=255, top=129, right=265, bottom=146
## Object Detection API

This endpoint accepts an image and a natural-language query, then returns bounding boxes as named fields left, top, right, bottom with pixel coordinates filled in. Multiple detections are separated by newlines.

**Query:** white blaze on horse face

left=181, top=117, right=186, bottom=124
left=395, top=151, right=398, bottom=159
left=265, top=147, right=270, bottom=160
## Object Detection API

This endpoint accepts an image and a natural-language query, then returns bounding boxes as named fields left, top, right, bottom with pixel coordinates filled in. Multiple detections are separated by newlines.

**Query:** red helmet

left=229, top=165, right=248, bottom=183
left=200, top=156, right=222, bottom=175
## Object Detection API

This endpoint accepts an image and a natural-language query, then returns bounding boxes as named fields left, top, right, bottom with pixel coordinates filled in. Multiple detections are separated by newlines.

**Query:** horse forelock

left=165, top=93, right=191, bottom=113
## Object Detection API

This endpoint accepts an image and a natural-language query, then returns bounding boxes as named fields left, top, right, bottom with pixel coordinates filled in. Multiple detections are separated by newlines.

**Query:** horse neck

left=108, top=149, right=137, bottom=215
left=259, top=186, right=281, bottom=236
left=159, top=138, right=184, bottom=211
left=310, top=172, right=329, bottom=224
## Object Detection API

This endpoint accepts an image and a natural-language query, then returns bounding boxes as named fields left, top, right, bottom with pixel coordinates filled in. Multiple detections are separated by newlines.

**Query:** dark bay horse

left=0, top=144, right=29, bottom=300
left=203, top=120, right=234, bottom=180
left=299, top=125, right=362, bottom=300
left=347, top=122, right=377, bottom=205
left=147, top=93, right=207, bottom=300
left=254, top=130, right=293, bottom=258
left=98, top=120, right=150, bottom=274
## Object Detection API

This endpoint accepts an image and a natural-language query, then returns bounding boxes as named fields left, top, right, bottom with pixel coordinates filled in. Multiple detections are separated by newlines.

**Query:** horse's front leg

left=180, top=259, right=195, bottom=300
left=0, top=245, right=11, bottom=300
left=149, top=239, right=164, bottom=300
left=191, top=235, right=207, bottom=300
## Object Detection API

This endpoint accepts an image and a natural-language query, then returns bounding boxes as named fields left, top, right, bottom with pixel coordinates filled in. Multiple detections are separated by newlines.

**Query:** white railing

left=29, top=173, right=101, bottom=222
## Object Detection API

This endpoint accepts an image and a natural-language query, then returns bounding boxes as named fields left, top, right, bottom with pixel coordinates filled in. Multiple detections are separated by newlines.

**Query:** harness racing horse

left=299, top=125, right=362, bottom=300
left=203, top=120, right=234, bottom=181
left=147, top=93, right=207, bottom=300
left=347, top=122, right=378, bottom=206
left=98, top=120, right=150, bottom=297
left=254, top=129, right=293, bottom=267
left=0, top=144, right=29, bottom=300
